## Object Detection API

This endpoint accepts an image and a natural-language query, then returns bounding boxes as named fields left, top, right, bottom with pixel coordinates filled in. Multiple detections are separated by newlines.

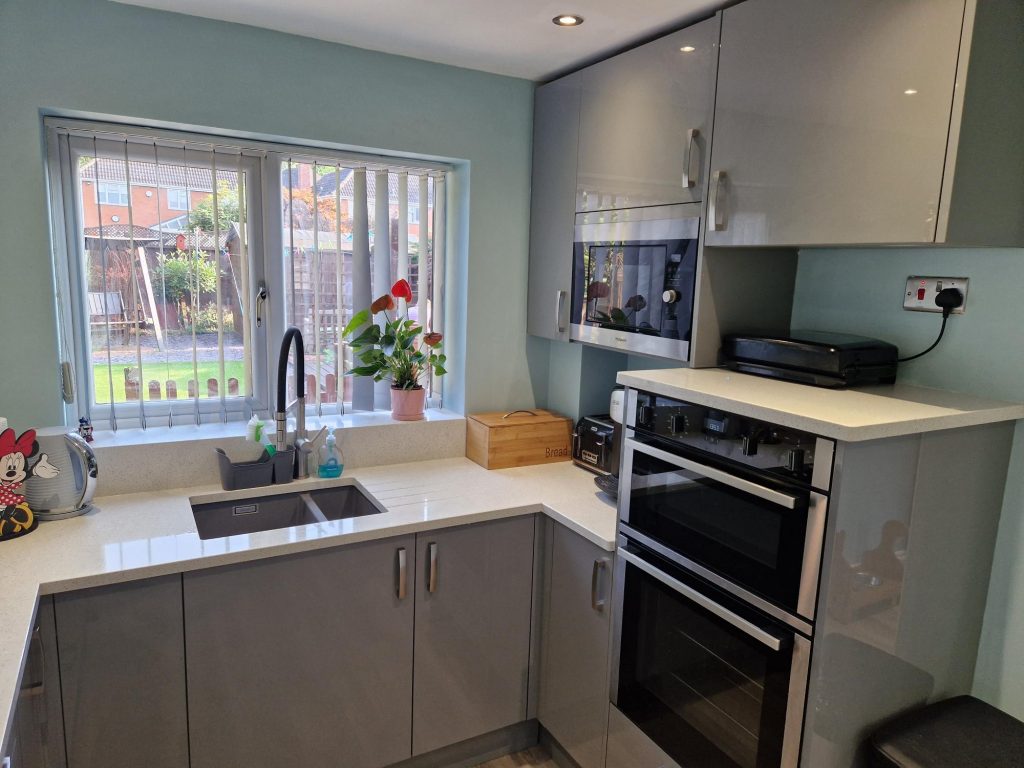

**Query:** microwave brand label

left=545, top=446, right=569, bottom=458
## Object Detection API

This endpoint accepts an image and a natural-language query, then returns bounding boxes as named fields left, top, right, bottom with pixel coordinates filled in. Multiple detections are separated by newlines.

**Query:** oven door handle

left=626, top=437, right=800, bottom=509
left=618, top=547, right=787, bottom=651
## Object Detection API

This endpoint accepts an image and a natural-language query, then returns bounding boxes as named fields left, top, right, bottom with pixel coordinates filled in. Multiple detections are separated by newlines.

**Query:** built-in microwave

left=570, top=204, right=700, bottom=360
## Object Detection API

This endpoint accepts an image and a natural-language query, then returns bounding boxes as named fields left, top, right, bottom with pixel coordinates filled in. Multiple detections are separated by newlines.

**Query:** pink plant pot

left=391, top=386, right=426, bottom=421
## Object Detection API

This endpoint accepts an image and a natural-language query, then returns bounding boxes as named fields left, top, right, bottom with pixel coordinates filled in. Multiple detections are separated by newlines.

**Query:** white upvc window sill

left=88, top=408, right=464, bottom=449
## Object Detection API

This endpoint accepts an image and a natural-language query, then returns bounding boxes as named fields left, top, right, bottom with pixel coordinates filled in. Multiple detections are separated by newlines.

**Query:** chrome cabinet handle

left=555, top=289, right=567, bottom=334
left=591, top=559, right=608, bottom=612
left=396, top=547, right=407, bottom=600
left=427, top=542, right=438, bottom=594
left=709, top=170, right=726, bottom=231
left=619, top=548, right=787, bottom=651
left=682, top=128, right=699, bottom=189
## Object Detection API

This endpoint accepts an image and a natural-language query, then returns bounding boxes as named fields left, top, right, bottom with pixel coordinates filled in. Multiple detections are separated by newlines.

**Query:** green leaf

left=433, top=364, right=447, bottom=376
left=350, top=324, right=381, bottom=347
left=350, top=364, right=380, bottom=377
left=342, top=309, right=371, bottom=338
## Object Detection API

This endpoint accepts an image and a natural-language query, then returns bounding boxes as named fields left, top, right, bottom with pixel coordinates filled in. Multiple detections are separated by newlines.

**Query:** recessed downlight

left=553, top=14, right=584, bottom=26
left=680, top=45, right=696, bottom=52
left=904, top=88, right=919, bottom=95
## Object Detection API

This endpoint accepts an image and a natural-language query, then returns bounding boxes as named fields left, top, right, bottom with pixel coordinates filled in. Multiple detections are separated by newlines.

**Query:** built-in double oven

left=610, top=390, right=834, bottom=768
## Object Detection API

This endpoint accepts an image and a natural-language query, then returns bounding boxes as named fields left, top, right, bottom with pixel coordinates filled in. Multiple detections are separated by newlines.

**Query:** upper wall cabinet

left=705, top=0, right=1024, bottom=247
left=576, top=17, right=721, bottom=212
left=528, top=72, right=582, bottom=341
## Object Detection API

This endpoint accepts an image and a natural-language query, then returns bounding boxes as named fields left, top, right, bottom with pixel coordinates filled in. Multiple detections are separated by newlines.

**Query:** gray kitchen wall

left=792, top=247, right=1024, bottom=718
left=0, top=0, right=544, bottom=426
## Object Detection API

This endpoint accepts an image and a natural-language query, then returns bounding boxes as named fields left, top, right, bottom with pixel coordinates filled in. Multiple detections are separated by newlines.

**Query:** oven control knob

left=662, top=290, right=680, bottom=304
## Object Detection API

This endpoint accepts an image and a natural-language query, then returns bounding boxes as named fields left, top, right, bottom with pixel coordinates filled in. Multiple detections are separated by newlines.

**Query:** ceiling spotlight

left=680, top=45, right=696, bottom=52
left=904, top=88, right=919, bottom=95
left=553, top=14, right=584, bottom=26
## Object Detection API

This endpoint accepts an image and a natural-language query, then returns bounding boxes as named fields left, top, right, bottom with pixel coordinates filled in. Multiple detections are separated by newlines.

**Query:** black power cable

left=897, top=288, right=964, bottom=363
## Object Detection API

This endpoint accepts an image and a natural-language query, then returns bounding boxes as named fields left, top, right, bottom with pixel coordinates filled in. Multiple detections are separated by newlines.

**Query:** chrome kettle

left=23, top=429, right=98, bottom=520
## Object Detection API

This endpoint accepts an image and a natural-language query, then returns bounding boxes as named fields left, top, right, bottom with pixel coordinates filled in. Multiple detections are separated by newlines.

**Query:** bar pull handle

left=709, top=170, right=726, bottom=231
left=682, top=128, right=699, bottom=189
left=427, top=542, right=438, bottom=594
left=396, top=547, right=407, bottom=600
left=555, top=289, right=567, bottom=334
left=591, top=559, right=608, bottom=612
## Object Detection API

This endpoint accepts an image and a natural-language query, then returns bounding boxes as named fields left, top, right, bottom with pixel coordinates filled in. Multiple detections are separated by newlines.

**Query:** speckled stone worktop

left=619, top=368, right=1024, bottom=441
left=0, top=457, right=617, bottom=754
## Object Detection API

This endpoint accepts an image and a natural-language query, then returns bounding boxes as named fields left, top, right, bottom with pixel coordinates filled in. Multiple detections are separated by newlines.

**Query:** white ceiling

left=111, top=0, right=725, bottom=80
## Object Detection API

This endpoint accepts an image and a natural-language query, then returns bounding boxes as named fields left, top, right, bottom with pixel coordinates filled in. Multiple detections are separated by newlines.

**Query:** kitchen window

left=46, top=118, right=449, bottom=430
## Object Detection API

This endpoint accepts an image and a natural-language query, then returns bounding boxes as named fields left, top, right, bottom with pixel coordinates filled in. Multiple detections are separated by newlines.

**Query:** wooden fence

left=122, top=368, right=351, bottom=403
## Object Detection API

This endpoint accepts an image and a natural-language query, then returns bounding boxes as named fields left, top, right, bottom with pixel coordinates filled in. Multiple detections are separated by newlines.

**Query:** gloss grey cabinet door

left=527, top=72, right=581, bottom=341
left=6, top=598, right=66, bottom=768
left=55, top=575, right=187, bottom=768
left=538, top=521, right=614, bottom=768
left=705, top=0, right=967, bottom=246
left=184, top=536, right=415, bottom=768
left=412, top=516, right=536, bottom=755
left=576, top=17, right=720, bottom=211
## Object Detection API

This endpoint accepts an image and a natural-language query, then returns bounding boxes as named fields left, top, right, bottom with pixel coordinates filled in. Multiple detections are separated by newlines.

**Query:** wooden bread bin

left=466, top=409, right=572, bottom=470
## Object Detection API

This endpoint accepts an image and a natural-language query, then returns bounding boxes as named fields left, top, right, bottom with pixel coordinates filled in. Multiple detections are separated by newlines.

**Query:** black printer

left=721, top=331, right=899, bottom=388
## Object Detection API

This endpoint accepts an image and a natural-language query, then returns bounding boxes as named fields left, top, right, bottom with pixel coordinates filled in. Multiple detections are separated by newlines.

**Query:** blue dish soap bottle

left=318, top=432, right=344, bottom=478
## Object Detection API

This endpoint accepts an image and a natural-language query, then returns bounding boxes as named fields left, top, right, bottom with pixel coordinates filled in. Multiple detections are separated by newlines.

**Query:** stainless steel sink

left=191, top=484, right=383, bottom=540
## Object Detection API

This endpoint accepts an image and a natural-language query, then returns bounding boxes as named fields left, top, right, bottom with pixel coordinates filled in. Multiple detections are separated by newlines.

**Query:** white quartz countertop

left=0, top=457, right=616, bottom=754
left=618, top=368, right=1024, bottom=442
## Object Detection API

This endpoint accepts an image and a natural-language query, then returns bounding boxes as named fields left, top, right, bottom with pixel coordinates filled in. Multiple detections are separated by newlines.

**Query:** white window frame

left=45, top=117, right=453, bottom=429
left=96, top=181, right=129, bottom=206
left=166, top=187, right=189, bottom=211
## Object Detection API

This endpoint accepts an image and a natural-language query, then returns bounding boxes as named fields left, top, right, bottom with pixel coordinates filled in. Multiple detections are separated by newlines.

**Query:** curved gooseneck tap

left=274, top=326, right=327, bottom=477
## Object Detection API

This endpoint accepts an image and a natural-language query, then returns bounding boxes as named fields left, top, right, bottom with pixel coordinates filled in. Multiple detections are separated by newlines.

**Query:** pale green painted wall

left=0, top=0, right=544, bottom=425
left=793, top=248, right=1024, bottom=717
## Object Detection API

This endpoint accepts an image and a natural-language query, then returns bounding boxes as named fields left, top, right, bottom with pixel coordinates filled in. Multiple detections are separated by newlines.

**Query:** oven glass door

left=614, top=542, right=806, bottom=768
left=621, top=435, right=810, bottom=614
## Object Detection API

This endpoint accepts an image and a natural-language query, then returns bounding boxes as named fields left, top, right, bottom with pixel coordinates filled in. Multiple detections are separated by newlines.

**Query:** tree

left=152, top=250, right=218, bottom=328
left=189, top=181, right=239, bottom=234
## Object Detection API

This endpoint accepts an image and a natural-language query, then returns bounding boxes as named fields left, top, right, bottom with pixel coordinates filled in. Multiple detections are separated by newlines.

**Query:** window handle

left=255, top=280, right=268, bottom=328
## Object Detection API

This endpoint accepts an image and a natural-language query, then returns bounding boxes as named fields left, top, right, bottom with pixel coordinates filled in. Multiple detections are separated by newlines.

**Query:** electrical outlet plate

left=903, top=276, right=969, bottom=314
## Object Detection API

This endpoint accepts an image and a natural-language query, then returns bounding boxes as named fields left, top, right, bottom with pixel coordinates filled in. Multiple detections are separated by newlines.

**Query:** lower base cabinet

left=538, top=521, right=614, bottom=768
left=412, top=516, right=536, bottom=755
left=184, top=536, right=416, bottom=768
left=5, top=598, right=64, bottom=768
left=55, top=575, right=188, bottom=768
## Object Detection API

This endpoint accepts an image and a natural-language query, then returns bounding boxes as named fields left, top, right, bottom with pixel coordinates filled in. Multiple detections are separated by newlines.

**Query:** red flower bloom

left=423, top=332, right=443, bottom=347
left=588, top=281, right=611, bottom=300
left=371, top=294, right=396, bottom=314
left=391, top=279, right=413, bottom=301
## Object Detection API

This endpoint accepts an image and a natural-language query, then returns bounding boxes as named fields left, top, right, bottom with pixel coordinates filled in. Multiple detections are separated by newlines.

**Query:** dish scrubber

left=246, top=415, right=276, bottom=456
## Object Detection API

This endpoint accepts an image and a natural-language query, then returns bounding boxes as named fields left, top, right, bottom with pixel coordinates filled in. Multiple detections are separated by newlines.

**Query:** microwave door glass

left=585, top=244, right=667, bottom=334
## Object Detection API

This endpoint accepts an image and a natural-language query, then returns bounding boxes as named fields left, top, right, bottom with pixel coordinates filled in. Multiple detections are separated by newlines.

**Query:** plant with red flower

left=343, top=280, right=447, bottom=390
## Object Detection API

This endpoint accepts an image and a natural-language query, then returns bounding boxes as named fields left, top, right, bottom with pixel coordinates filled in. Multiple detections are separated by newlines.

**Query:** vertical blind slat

left=417, top=174, right=429, bottom=357
left=91, top=137, right=118, bottom=431
left=398, top=173, right=409, bottom=316
left=122, top=139, right=147, bottom=428
left=373, top=170, right=391, bottom=411
left=237, top=151, right=252, bottom=414
left=431, top=175, right=447, bottom=404
left=184, top=143, right=201, bottom=426
left=335, top=163, right=344, bottom=415
left=350, top=169, right=374, bottom=411
left=312, top=161, right=322, bottom=417
left=212, top=148, right=227, bottom=422
left=152, top=143, right=172, bottom=427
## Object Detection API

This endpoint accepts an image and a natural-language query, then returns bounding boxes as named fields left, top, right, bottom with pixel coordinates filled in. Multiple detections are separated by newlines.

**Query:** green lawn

left=93, top=360, right=247, bottom=403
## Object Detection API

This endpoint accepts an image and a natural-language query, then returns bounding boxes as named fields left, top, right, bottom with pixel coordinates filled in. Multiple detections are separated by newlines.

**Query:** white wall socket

left=903, top=276, right=969, bottom=314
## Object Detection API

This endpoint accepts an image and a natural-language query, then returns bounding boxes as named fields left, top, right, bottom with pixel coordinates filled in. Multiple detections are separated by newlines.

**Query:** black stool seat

left=870, top=695, right=1024, bottom=767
